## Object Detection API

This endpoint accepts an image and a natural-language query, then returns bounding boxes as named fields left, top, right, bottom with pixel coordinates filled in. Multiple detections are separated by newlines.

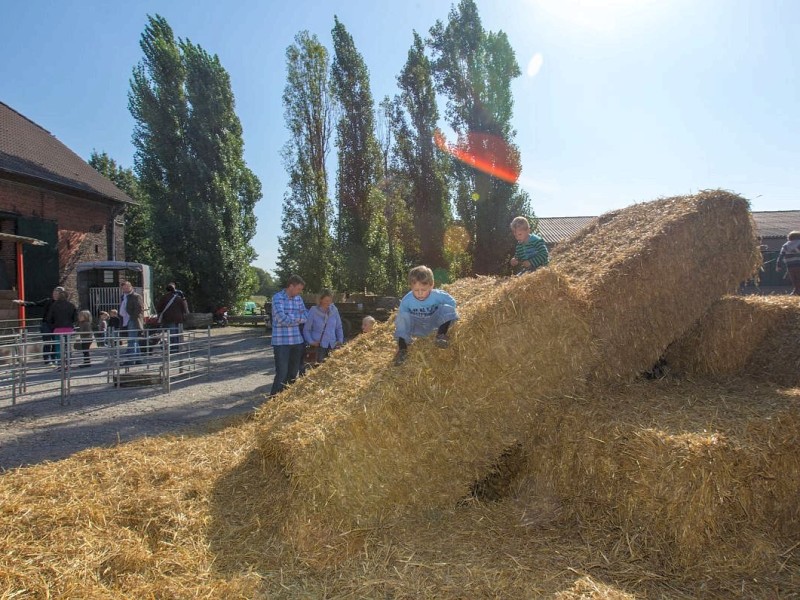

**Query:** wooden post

left=15, top=241, right=26, bottom=327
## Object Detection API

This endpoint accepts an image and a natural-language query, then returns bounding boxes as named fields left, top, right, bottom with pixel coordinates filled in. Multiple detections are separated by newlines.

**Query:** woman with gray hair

left=303, top=289, right=344, bottom=365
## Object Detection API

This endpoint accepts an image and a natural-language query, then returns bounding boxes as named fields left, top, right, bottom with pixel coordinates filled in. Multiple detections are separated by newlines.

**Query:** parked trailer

left=76, top=261, right=153, bottom=317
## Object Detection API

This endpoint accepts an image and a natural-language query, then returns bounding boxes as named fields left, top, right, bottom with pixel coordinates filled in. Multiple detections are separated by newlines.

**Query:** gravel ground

left=0, top=327, right=274, bottom=471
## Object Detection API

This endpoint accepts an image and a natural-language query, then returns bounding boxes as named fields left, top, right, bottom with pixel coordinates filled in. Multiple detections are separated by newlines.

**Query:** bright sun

left=533, top=0, right=660, bottom=34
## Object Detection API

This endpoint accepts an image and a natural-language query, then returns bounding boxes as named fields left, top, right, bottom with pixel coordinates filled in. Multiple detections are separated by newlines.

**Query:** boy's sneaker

left=393, top=348, right=408, bottom=366
left=435, top=333, right=449, bottom=349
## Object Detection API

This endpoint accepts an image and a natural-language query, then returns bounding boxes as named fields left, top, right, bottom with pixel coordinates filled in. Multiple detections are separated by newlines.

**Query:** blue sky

left=2, top=0, right=799, bottom=273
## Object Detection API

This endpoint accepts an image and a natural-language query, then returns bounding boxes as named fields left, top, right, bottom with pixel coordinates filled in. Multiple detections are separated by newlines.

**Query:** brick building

left=0, top=101, right=133, bottom=318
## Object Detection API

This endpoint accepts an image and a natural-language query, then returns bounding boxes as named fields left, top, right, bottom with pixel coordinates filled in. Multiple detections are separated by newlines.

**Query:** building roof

left=750, top=210, right=800, bottom=239
left=535, top=216, right=596, bottom=245
left=0, top=101, right=133, bottom=205
left=536, top=210, right=800, bottom=245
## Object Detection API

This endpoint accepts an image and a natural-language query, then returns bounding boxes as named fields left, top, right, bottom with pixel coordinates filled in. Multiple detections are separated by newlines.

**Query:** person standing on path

left=75, top=309, right=93, bottom=367
left=13, top=285, right=63, bottom=365
left=155, top=283, right=189, bottom=352
left=775, top=230, right=800, bottom=295
left=46, top=289, right=77, bottom=365
left=270, top=274, right=308, bottom=396
left=119, top=280, right=144, bottom=363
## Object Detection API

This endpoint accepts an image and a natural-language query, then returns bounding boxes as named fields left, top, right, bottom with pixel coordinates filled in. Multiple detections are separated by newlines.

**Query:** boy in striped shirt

left=510, top=216, right=549, bottom=275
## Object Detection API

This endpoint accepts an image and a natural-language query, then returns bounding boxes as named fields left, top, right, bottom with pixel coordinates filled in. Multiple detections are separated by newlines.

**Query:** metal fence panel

left=0, top=327, right=212, bottom=406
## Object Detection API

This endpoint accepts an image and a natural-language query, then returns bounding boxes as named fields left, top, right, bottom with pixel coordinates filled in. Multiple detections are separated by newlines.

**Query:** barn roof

left=535, top=216, right=596, bottom=245
left=0, top=101, right=133, bottom=205
left=536, top=210, right=800, bottom=245
left=751, top=210, right=800, bottom=239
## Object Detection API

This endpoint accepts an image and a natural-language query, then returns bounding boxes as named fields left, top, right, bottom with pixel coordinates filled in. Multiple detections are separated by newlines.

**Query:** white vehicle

left=76, top=261, right=153, bottom=317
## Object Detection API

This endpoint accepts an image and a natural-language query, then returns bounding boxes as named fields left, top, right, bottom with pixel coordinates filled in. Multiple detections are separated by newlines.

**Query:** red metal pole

left=15, top=241, right=26, bottom=327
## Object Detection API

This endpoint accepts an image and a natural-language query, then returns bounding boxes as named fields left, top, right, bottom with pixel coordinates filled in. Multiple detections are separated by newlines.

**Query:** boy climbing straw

left=394, top=265, right=458, bottom=366
left=510, top=216, right=549, bottom=275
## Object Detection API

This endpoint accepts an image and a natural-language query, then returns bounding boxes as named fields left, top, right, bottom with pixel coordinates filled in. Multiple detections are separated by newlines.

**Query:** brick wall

left=0, top=179, right=126, bottom=294
left=0, top=218, right=15, bottom=289
left=111, top=214, right=125, bottom=262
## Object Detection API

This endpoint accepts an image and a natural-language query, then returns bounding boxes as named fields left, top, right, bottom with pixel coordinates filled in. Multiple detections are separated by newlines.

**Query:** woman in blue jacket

left=303, top=289, right=344, bottom=364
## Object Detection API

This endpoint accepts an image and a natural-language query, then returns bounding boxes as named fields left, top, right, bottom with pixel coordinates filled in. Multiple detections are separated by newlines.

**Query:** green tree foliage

left=392, top=32, right=451, bottom=272
left=276, top=31, right=336, bottom=292
left=375, top=98, right=414, bottom=294
left=88, top=151, right=163, bottom=275
left=128, top=14, right=261, bottom=311
left=429, top=0, right=530, bottom=274
left=331, top=16, right=385, bottom=292
left=250, top=266, right=277, bottom=297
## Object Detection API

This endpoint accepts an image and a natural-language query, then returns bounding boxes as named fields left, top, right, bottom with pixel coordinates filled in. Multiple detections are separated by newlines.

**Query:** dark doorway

left=17, top=216, right=59, bottom=318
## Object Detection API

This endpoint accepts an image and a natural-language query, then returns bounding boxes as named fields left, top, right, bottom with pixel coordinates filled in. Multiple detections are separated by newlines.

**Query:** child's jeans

left=394, top=305, right=457, bottom=341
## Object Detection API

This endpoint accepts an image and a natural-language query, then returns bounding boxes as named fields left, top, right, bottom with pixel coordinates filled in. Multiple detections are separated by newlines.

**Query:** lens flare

left=434, top=130, right=521, bottom=184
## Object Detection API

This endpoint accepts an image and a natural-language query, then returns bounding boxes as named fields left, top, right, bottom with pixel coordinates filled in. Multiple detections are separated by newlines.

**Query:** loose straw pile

left=2, top=190, right=796, bottom=599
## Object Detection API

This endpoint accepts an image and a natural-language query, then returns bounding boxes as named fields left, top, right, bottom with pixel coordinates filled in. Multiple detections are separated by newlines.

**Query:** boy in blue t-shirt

left=394, top=265, right=458, bottom=366
left=510, top=216, right=549, bottom=275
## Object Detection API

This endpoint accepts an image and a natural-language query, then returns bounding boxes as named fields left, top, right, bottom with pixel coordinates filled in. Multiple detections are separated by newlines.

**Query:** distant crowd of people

left=13, top=279, right=189, bottom=369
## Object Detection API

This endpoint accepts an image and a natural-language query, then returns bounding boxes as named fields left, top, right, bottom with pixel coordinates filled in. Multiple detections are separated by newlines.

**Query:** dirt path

left=0, top=327, right=274, bottom=470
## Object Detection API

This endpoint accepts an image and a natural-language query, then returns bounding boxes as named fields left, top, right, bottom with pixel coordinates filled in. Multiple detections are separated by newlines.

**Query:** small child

left=509, top=216, right=549, bottom=275
left=76, top=310, right=93, bottom=367
left=106, top=309, right=121, bottom=348
left=97, top=311, right=109, bottom=346
left=361, top=315, right=376, bottom=334
left=394, top=265, right=458, bottom=366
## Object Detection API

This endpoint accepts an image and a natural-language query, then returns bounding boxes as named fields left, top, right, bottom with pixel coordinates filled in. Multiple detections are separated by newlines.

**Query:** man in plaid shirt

left=270, top=274, right=309, bottom=396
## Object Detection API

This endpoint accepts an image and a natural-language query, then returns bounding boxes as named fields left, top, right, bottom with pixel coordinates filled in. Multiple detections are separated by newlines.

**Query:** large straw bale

left=259, top=269, right=594, bottom=528
left=665, top=294, right=800, bottom=384
left=552, top=190, right=761, bottom=381
left=252, top=191, right=761, bottom=535
left=514, top=379, right=800, bottom=573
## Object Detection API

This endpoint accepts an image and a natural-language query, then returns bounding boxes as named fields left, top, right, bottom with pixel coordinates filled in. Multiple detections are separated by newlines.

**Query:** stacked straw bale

left=551, top=189, right=761, bottom=381
left=665, top=294, right=800, bottom=385
left=256, top=190, right=761, bottom=534
left=514, top=379, right=800, bottom=573
left=260, top=269, right=594, bottom=528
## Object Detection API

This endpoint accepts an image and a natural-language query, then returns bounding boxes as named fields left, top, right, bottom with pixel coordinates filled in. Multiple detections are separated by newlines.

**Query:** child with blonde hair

left=510, top=216, right=549, bottom=275
left=394, top=265, right=458, bottom=366
left=361, top=315, right=376, bottom=333
left=76, top=310, right=93, bottom=367
left=97, top=311, right=109, bottom=347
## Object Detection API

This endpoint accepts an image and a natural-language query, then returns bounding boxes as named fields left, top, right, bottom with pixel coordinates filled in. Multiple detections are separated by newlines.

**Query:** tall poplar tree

left=429, top=0, right=530, bottom=275
left=129, top=14, right=261, bottom=311
left=393, top=31, right=450, bottom=271
left=377, top=97, right=414, bottom=294
left=276, top=31, right=336, bottom=291
left=330, top=16, right=385, bottom=292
